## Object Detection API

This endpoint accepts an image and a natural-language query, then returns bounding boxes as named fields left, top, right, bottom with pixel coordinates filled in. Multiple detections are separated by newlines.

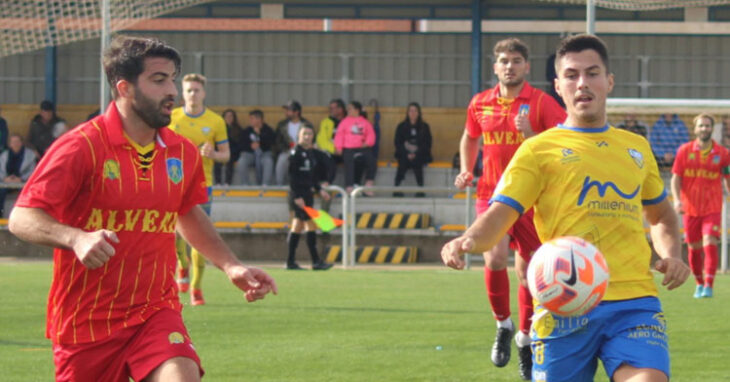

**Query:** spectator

left=316, top=98, right=346, bottom=182
left=286, top=124, right=333, bottom=271
left=616, top=113, right=648, bottom=138
left=273, top=100, right=314, bottom=185
left=214, top=109, right=244, bottom=185
left=0, top=134, right=36, bottom=216
left=0, top=105, right=8, bottom=152
left=334, top=101, right=376, bottom=194
left=393, top=102, right=432, bottom=197
left=368, top=98, right=382, bottom=160
left=27, top=100, right=67, bottom=159
left=239, top=109, right=275, bottom=186
left=712, top=114, right=730, bottom=149
left=649, top=113, right=689, bottom=168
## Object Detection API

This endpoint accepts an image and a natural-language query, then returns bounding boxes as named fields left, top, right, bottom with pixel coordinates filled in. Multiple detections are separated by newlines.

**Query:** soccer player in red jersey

left=454, top=38, right=566, bottom=380
left=671, top=113, right=730, bottom=299
left=8, top=35, right=277, bottom=382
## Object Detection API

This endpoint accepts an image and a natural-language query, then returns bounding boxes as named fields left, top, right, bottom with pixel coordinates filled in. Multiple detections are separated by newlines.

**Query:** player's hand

left=673, top=200, right=683, bottom=214
left=294, top=197, right=305, bottom=208
left=227, top=265, right=278, bottom=302
left=654, top=257, right=690, bottom=290
left=454, top=171, right=474, bottom=190
left=319, top=189, right=331, bottom=201
left=72, top=230, right=119, bottom=269
left=514, top=114, right=534, bottom=138
left=441, top=236, right=475, bottom=270
left=200, top=142, right=214, bottom=158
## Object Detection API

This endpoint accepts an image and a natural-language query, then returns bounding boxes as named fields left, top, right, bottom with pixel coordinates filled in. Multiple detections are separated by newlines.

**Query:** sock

left=517, top=283, right=534, bottom=335
left=287, top=232, right=300, bottom=265
left=190, top=248, right=206, bottom=290
left=688, top=247, right=704, bottom=285
left=306, top=231, right=321, bottom=264
left=515, top=330, right=531, bottom=348
left=175, top=236, right=189, bottom=269
left=497, top=318, right=514, bottom=330
left=704, top=244, right=718, bottom=288
left=485, top=267, right=511, bottom=321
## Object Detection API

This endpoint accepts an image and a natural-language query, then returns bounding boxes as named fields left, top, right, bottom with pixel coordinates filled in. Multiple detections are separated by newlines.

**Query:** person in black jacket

left=287, top=124, right=334, bottom=270
left=239, top=109, right=275, bottom=185
left=215, top=109, right=244, bottom=185
left=393, top=102, right=432, bottom=196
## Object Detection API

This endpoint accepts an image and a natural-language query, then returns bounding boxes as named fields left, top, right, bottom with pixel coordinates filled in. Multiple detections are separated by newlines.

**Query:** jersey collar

left=101, top=101, right=184, bottom=148
left=690, top=139, right=716, bottom=152
left=558, top=123, right=610, bottom=133
left=486, top=81, right=534, bottom=102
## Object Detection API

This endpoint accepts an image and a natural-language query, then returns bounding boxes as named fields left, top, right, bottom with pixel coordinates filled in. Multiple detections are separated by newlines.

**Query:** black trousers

left=394, top=158, right=424, bottom=186
left=342, top=147, right=376, bottom=187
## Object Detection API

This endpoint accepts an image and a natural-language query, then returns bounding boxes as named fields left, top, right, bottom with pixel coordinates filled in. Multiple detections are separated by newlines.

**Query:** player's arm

left=8, top=206, right=119, bottom=269
left=176, top=205, right=277, bottom=301
left=441, top=202, right=519, bottom=270
left=643, top=198, right=689, bottom=290
left=669, top=173, right=682, bottom=214
left=212, top=141, right=230, bottom=163
left=455, top=130, right=480, bottom=189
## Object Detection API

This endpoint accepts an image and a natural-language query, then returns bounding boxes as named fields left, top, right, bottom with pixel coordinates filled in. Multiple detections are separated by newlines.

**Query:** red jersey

left=465, top=82, right=566, bottom=200
left=672, top=140, right=730, bottom=216
left=16, top=103, right=208, bottom=345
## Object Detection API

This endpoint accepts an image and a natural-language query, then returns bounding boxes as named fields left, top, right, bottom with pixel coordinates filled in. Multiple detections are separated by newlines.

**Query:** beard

left=698, top=132, right=713, bottom=143
left=132, top=90, right=173, bottom=130
left=500, top=76, right=524, bottom=88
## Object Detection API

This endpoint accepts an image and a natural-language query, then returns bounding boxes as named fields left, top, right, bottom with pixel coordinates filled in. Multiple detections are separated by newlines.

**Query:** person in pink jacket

left=334, top=101, right=376, bottom=193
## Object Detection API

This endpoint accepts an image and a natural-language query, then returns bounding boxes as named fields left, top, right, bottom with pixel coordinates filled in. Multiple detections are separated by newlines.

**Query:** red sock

left=688, top=247, right=704, bottom=285
left=484, top=267, right=511, bottom=321
left=704, top=244, right=718, bottom=288
left=517, top=283, right=533, bottom=335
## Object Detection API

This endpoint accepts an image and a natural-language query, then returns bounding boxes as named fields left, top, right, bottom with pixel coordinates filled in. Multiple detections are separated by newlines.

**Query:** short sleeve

left=641, top=147, right=667, bottom=205
left=178, top=143, right=209, bottom=216
left=490, top=142, right=543, bottom=215
left=15, top=133, right=91, bottom=220
left=538, top=92, right=567, bottom=131
left=214, top=117, right=228, bottom=145
left=670, top=145, right=684, bottom=175
left=464, top=96, right=482, bottom=139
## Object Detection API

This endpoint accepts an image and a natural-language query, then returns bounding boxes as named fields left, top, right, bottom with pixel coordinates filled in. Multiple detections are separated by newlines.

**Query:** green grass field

left=0, top=261, right=727, bottom=381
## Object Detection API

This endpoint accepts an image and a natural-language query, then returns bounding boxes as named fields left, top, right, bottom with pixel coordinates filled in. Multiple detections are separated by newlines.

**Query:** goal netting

left=539, top=0, right=730, bottom=11
left=1, top=0, right=213, bottom=58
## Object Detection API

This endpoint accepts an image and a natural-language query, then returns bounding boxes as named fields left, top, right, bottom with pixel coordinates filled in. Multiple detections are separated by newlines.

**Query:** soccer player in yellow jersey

left=442, top=34, right=689, bottom=382
left=169, top=73, right=229, bottom=305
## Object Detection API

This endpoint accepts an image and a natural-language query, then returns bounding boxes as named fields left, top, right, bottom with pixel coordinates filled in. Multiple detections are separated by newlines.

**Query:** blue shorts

left=530, top=296, right=669, bottom=382
left=201, top=187, right=212, bottom=215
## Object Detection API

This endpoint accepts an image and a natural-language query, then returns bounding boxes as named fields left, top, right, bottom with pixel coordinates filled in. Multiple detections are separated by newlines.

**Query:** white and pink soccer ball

left=527, top=236, right=610, bottom=317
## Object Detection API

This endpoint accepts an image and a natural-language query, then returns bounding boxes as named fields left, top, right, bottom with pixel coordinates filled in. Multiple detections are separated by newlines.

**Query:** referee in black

left=286, top=124, right=334, bottom=270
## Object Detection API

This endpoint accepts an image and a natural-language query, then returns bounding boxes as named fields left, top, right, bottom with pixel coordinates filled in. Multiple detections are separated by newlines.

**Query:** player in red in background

left=454, top=37, right=566, bottom=380
left=8, top=35, right=276, bottom=382
left=671, top=113, right=730, bottom=299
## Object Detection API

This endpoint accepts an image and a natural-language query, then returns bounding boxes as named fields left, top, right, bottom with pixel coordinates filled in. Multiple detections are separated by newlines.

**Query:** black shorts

left=288, top=193, right=314, bottom=221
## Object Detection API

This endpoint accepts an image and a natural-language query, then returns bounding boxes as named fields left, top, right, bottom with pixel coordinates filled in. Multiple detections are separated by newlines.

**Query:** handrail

left=348, top=185, right=471, bottom=268
left=0, top=182, right=26, bottom=189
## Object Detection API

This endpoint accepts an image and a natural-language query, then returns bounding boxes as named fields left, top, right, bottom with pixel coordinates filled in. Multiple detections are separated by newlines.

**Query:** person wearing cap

left=273, top=100, right=314, bottom=185
left=27, top=100, right=67, bottom=158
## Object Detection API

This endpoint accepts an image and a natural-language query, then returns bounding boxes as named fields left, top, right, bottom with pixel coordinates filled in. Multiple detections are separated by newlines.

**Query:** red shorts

left=53, top=308, right=203, bottom=382
left=476, top=199, right=541, bottom=260
left=682, top=212, right=722, bottom=243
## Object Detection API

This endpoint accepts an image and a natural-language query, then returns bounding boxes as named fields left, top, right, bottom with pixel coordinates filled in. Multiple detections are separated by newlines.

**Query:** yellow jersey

left=169, top=107, right=227, bottom=187
left=492, top=124, right=666, bottom=301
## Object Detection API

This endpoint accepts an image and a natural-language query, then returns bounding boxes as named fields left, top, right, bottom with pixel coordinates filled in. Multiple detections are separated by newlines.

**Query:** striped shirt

left=16, top=102, right=208, bottom=344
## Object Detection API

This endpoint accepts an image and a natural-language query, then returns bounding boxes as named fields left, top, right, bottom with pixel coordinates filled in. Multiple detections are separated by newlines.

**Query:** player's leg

left=600, top=297, right=669, bottom=382
left=482, top=236, right=513, bottom=367
left=190, top=196, right=212, bottom=306
left=700, top=213, right=721, bottom=297
left=304, top=219, right=332, bottom=270
left=287, top=218, right=305, bottom=269
left=175, top=236, right=190, bottom=293
left=683, top=214, right=704, bottom=298
left=142, top=357, right=200, bottom=382
left=342, top=149, right=356, bottom=193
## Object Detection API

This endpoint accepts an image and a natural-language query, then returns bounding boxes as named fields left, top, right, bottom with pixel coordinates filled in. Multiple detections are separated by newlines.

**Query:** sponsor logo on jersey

left=596, top=141, right=608, bottom=147
left=577, top=176, right=640, bottom=213
left=103, top=159, right=121, bottom=180
left=560, top=148, right=580, bottom=164
left=167, top=158, right=183, bottom=184
left=628, top=149, right=644, bottom=169
left=688, top=152, right=696, bottom=161
left=482, top=106, right=494, bottom=116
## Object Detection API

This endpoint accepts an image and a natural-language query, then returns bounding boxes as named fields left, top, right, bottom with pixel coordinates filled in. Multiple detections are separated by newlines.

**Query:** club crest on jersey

left=713, top=155, right=721, bottom=164
left=167, top=158, right=183, bottom=184
left=103, top=159, right=121, bottom=181
left=560, top=148, right=580, bottom=164
left=628, top=149, right=643, bottom=169
left=168, top=332, right=185, bottom=344
left=202, top=126, right=211, bottom=135
left=688, top=152, right=696, bottom=161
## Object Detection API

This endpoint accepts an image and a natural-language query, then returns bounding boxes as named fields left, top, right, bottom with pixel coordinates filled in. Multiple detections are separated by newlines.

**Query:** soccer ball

left=527, top=236, right=609, bottom=317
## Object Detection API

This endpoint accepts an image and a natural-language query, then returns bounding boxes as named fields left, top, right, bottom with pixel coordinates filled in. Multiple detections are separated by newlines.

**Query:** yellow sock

left=175, top=236, right=189, bottom=269
left=191, top=248, right=206, bottom=290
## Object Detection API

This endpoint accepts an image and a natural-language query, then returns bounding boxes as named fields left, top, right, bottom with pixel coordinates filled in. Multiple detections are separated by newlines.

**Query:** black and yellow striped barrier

left=324, top=245, right=418, bottom=264
left=351, top=213, right=430, bottom=229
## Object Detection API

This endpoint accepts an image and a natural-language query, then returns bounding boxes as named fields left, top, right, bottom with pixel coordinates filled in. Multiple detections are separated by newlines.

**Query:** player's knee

left=144, top=356, right=200, bottom=382
left=483, top=253, right=507, bottom=270
left=612, top=364, right=667, bottom=382
left=702, top=235, right=718, bottom=246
